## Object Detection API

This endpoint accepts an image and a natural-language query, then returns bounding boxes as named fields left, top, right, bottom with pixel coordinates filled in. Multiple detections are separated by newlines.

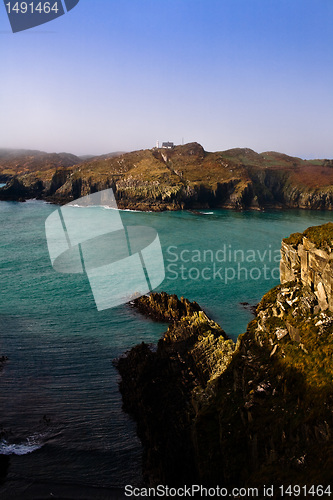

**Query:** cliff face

left=281, top=223, right=333, bottom=311
left=1, top=144, right=333, bottom=210
left=117, top=224, right=333, bottom=493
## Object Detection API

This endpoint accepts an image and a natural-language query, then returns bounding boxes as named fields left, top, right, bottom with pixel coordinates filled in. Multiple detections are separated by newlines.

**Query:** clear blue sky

left=1, top=0, right=332, bottom=158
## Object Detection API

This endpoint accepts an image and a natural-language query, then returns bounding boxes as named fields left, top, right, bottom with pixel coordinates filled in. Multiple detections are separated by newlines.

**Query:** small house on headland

left=161, top=142, right=174, bottom=149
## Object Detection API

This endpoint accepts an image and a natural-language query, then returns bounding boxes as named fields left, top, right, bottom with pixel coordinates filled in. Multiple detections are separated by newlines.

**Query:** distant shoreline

left=1, top=143, right=333, bottom=210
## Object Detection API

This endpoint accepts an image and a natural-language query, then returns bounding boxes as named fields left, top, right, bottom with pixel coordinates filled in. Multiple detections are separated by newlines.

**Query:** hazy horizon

left=1, top=0, right=332, bottom=159
left=0, top=142, right=332, bottom=161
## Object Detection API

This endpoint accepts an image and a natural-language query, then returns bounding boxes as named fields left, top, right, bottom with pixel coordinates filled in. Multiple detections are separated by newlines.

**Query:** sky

left=1, top=0, right=333, bottom=158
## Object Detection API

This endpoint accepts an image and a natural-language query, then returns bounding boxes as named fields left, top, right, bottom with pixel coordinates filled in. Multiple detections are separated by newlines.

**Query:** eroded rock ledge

left=118, top=293, right=234, bottom=485
left=117, top=225, right=333, bottom=493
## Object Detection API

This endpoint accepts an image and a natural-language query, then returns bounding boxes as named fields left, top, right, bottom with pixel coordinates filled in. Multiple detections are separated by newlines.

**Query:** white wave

left=202, top=211, right=214, bottom=215
left=101, top=205, right=150, bottom=213
left=69, top=204, right=149, bottom=213
left=65, top=203, right=104, bottom=209
left=0, top=434, right=44, bottom=456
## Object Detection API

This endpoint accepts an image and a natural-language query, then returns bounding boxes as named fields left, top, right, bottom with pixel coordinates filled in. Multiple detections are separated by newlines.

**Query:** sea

left=0, top=197, right=332, bottom=497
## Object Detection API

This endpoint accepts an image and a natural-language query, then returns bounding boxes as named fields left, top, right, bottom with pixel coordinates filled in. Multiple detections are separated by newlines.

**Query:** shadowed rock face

left=1, top=144, right=333, bottom=210
left=117, top=224, right=333, bottom=493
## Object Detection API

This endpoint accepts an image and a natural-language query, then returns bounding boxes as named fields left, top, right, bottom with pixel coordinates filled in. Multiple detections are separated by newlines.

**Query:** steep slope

left=117, top=223, right=333, bottom=493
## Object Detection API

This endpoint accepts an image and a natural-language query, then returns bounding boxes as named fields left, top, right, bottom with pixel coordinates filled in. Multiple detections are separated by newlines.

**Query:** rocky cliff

left=117, top=224, right=333, bottom=494
left=117, top=293, right=235, bottom=485
left=1, top=144, right=333, bottom=210
left=281, top=223, right=333, bottom=311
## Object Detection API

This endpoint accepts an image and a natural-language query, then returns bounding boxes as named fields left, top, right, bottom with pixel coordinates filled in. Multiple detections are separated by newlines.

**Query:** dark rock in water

left=117, top=223, right=333, bottom=490
left=132, top=292, right=202, bottom=322
left=42, top=414, right=51, bottom=425
left=188, top=209, right=205, bottom=216
left=240, top=302, right=258, bottom=315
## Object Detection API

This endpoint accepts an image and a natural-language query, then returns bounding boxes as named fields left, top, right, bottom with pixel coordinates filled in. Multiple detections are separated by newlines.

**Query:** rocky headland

left=117, top=223, right=333, bottom=493
left=1, top=144, right=333, bottom=210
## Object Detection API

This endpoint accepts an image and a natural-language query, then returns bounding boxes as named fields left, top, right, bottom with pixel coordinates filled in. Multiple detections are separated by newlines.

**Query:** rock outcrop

left=117, top=223, right=333, bottom=494
left=281, top=222, right=333, bottom=311
left=117, top=293, right=235, bottom=485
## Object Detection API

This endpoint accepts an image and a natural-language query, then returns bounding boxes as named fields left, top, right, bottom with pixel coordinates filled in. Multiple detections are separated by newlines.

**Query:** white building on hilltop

left=161, top=141, right=174, bottom=149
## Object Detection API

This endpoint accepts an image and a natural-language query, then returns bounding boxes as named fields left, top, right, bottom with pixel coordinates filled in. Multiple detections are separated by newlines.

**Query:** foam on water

left=63, top=203, right=146, bottom=212
left=0, top=434, right=44, bottom=456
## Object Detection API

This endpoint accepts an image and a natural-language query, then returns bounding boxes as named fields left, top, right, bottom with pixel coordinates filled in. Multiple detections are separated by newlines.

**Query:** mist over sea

left=0, top=200, right=332, bottom=494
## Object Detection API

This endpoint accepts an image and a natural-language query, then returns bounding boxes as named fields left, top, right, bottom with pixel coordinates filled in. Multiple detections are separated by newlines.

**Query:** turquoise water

left=0, top=200, right=332, bottom=493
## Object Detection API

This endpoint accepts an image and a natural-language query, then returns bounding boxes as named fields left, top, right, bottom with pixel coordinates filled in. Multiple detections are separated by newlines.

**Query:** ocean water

left=0, top=200, right=332, bottom=494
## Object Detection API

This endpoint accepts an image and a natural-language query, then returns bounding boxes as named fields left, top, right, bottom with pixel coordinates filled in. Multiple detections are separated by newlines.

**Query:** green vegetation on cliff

left=284, top=222, right=333, bottom=248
